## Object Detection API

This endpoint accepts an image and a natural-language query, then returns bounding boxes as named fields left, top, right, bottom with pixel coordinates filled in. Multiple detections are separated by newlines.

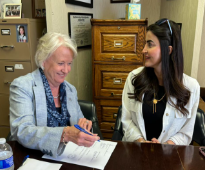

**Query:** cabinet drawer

left=101, top=122, right=115, bottom=131
left=0, top=95, right=9, bottom=126
left=94, top=64, right=141, bottom=97
left=93, top=25, right=146, bottom=62
left=102, top=34, right=136, bottom=53
left=0, top=25, right=30, bottom=61
left=0, top=61, right=32, bottom=94
left=102, top=107, right=118, bottom=122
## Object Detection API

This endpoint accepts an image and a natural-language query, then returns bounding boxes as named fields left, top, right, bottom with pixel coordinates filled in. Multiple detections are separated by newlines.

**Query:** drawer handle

left=111, top=92, right=122, bottom=97
left=113, top=113, right=117, bottom=119
left=111, top=126, right=115, bottom=130
left=111, top=56, right=125, bottom=61
left=0, top=45, right=14, bottom=48
left=114, top=40, right=123, bottom=47
left=113, top=78, right=122, bottom=85
left=4, top=81, right=12, bottom=84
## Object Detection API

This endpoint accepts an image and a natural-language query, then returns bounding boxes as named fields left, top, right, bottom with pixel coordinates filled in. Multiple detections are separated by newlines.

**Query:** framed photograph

left=35, top=9, right=41, bottom=17
left=65, top=0, right=93, bottom=8
left=0, top=0, right=21, bottom=19
left=110, top=0, right=130, bottom=3
left=16, top=24, right=28, bottom=43
left=3, top=3, right=21, bottom=19
left=68, top=12, right=93, bottom=48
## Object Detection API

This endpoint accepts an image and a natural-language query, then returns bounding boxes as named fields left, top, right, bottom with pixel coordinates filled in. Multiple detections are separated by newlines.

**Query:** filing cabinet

left=0, top=18, right=46, bottom=138
left=91, top=19, right=147, bottom=140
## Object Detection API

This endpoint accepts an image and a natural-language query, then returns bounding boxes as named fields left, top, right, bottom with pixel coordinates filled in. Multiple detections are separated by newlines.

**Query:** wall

left=197, top=2, right=205, bottom=87
left=45, top=0, right=161, bottom=101
left=160, top=0, right=198, bottom=76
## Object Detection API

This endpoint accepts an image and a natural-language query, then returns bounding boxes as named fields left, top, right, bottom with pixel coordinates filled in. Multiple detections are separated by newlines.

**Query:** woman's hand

left=78, top=118, right=92, bottom=131
left=151, top=138, right=175, bottom=145
left=61, top=126, right=100, bottom=147
left=135, top=138, right=151, bottom=143
left=151, top=138, right=160, bottom=143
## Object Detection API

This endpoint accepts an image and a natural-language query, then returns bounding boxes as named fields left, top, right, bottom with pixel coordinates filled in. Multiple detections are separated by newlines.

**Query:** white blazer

left=122, top=67, right=200, bottom=145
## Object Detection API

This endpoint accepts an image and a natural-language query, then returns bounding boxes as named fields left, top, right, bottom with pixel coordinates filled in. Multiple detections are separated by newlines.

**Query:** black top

left=142, top=86, right=167, bottom=141
left=56, top=107, right=61, bottom=114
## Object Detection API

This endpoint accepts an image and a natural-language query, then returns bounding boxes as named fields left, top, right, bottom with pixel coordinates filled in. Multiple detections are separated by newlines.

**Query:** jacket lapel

left=32, top=69, right=47, bottom=126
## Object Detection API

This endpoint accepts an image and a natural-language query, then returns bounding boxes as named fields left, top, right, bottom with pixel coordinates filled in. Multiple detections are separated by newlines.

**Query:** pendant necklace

left=53, top=94, right=59, bottom=99
left=153, top=92, right=166, bottom=114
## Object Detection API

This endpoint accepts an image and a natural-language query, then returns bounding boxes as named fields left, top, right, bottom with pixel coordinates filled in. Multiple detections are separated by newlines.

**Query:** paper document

left=17, top=158, right=62, bottom=170
left=42, top=140, right=117, bottom=170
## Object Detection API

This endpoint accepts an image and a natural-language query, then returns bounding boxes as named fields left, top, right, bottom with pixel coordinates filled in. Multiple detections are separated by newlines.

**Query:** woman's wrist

left=61, top=126, right=68, bottom=145
left=136, top=138, right=146, bottom=143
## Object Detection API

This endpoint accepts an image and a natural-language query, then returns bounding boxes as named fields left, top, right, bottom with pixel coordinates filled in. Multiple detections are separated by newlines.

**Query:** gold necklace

left=153, top=92, right=166, bottom=113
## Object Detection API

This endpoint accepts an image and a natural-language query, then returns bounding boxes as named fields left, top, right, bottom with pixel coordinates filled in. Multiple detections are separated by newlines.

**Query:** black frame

left=110, top=0, right=130, bottom=3
left=65, top=0, right=93, bottom=8
left=68, top=12, right=93, bottom=48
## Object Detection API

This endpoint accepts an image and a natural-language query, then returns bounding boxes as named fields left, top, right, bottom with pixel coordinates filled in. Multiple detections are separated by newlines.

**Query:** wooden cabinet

left=91, top=19, right=147, bottom=140
left=0, top=18, right=46, bottom=138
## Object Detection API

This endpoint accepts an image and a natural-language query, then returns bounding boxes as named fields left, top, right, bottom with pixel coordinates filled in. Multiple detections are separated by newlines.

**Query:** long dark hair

left=19, top=26, right=26, bottom=36
left=130, top=19, right=190, bottom=116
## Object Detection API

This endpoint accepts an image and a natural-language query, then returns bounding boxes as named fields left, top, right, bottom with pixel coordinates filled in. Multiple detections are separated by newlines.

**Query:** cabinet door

left=0, top=24, right=30, bottom=60
left=93, top=25, right=145, bottom=62
left=94, top=64, right=141, bottom=98
left=0, top=61, right=32, bottom=94
left=95, top=99, right=122, bottom=140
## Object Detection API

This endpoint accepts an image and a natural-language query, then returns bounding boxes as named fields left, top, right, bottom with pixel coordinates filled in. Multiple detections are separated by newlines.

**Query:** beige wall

left=197, top=2, right=205, bottom=87
left=160, top=0, right=198, bottom=76
left=45, top=0, right=161, bottom=101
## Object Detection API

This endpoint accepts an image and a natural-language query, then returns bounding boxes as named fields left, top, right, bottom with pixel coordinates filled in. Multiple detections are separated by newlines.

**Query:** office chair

left=111, top=105, right=124, bottom=141
left=78, top=100, right=103, bottom=140
left=192, top=108, right=205, bottom=146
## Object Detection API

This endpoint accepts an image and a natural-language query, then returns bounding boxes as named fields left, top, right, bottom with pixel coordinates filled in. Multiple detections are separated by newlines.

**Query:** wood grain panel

left=101, top=122, right=115, bottom=130
left=94, top=64, right=141, bottom=97
left=102, top=107, right=118, bottom=122
left=103, top=72, right=128, bottom=89
left=102, top=34, right=136, bottom=53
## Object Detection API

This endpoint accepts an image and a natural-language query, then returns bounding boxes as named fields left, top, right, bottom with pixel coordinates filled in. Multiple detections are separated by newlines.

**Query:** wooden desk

left=9, top=141, right=205, bottom=170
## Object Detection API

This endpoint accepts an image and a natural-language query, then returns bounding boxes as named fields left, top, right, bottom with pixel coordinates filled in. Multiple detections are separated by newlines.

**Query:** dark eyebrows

left=146, top=40, right=154, bottom=43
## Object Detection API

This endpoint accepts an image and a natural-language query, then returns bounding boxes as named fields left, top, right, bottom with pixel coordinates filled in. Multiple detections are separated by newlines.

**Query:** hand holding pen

left=61, top=119, right=100, bottom=147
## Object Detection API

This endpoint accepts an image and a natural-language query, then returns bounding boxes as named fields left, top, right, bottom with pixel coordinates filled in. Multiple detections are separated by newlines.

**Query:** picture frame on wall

left=3, top=3, right=21, bottom=19
left=68, top=12, right=93, bottom=48
left=65, top=0, right=93, bottom=8
left=110, top=0, right=130, bottom=3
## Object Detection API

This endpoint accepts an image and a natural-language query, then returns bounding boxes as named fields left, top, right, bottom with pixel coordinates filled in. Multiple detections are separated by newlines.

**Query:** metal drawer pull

left=113, top=113, right=117, bottom=119
left=0, top=45, right=14, bottom=48
left=4, top=81, right=12, bottom=84
left=113, top=78, right=122, bottom=84
left=111, top=56, right=125, bottom=60
left=111, top=92, right=122, bottom=96
left=114, top=40, right=123, bottom=47
left=111, top=126, right=114, bottom=130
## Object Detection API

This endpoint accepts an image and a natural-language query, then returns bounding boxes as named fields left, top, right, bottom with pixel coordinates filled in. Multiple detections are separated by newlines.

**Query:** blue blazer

left=9, top=69, right=84, bottom=158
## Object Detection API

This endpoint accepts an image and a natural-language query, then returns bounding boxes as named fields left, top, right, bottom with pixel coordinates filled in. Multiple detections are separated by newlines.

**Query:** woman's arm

left=122, top=71, right=145, bottom=142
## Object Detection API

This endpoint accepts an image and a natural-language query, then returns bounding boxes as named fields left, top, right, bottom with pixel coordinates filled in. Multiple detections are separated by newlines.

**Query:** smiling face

left=42, top=46, right=73, bottom=88
left=20, top=28, right=24, bottom=35
left=142, top=31, right=162, bottom=70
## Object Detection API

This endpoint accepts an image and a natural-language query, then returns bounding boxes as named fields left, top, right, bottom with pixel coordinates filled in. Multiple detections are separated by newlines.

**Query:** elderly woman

left=9, top=32, right=100, bottom=158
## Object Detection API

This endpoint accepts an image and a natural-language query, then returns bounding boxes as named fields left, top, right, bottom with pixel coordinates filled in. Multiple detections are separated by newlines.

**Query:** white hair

left=35, top=32, right=77, bottom=69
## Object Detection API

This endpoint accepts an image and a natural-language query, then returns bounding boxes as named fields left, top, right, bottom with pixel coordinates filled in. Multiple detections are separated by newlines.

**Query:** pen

left=74, top=124, right=100, bottom=142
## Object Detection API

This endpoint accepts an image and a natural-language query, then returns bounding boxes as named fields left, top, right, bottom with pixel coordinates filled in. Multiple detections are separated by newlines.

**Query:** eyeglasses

left=155, top=18, right=172, bottom=35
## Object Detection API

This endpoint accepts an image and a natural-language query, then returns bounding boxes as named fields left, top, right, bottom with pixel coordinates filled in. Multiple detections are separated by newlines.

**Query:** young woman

left=18, top=26, right=27, bottom=42
left=121, top=18, right=200, bottom=145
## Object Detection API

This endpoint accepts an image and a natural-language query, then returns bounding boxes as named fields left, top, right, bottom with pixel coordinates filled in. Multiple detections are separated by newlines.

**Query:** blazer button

left=163, top=130, right=165, bottom=133
left=166, top=113, right=169, bottom=116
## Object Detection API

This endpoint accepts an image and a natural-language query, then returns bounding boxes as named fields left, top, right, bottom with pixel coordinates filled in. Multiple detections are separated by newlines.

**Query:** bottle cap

left=0, top=138, right=6, bottom=144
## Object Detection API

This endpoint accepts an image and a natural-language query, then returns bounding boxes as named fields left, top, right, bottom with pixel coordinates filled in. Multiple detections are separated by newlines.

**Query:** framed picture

left=110, top=0, right=130, bottom=3
left=35, top=9, right=41, bottom=17
left=3, top=3, right=21, bottom=19
left=65, top=0, right=93, bottom=8
left=0, top=0, right=21, bottom=19
left=68, top=12, right=93, bottom=48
